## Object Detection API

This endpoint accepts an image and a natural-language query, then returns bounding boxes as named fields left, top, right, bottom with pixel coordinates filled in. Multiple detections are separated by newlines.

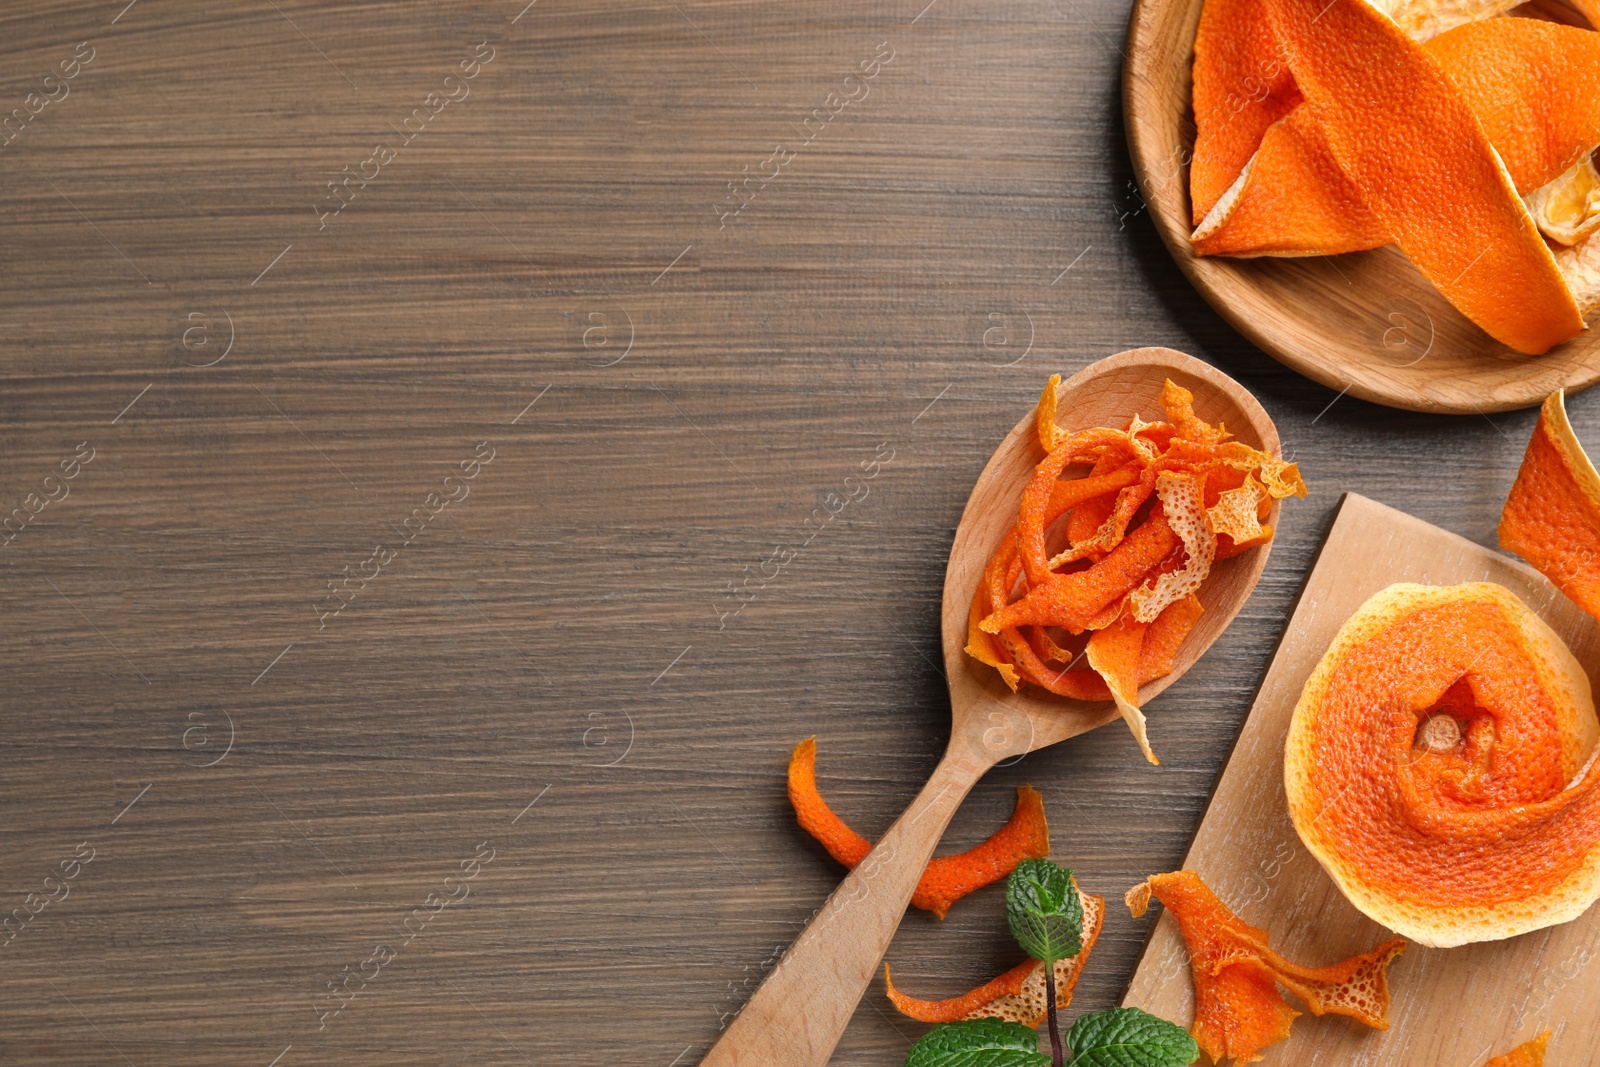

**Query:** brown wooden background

left=0, top=2, right=1588, bottom=1065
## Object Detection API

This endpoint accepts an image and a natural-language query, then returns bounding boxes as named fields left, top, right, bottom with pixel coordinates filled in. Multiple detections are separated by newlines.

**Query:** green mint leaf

left=1005, top=858, right=1083, bottom=965
left=1063, top=1007, right=1199, bottom=1067
left=905, top=1019, right=1051, bottom=1067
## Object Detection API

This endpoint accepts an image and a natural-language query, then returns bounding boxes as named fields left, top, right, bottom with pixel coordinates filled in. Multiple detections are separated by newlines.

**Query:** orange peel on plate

left=786, top=738, right=1050, bottom=919
left=1287, top=392, right=1600, bottom=947
left=1127, top=870, right=1405, bottom=1063
left=1189, top=0, right=1600, bottom=347
left=968, top=376, right=1302, bottom=763
left=1260, top=0, right=1583, bottom=354
left=885, top=885, right=1104, bottom=1025
left=1195, top=19, right=1600, bottom=262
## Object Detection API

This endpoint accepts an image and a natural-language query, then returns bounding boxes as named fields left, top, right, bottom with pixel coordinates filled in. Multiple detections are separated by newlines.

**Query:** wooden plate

left=1124, top=493, right=1600, bottom=1063
left=1122, top=0, right=1600, bottom=415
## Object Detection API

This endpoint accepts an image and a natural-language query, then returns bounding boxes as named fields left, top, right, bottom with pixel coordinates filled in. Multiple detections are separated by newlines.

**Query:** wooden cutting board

left=1122, top=493, right=1600, bottom=1066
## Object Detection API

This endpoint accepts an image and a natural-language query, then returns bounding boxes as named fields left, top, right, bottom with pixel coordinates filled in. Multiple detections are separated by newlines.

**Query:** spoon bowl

left=942, top=346, right=1285, bottom=761
left=701, top=347, right=1283, bottom=1067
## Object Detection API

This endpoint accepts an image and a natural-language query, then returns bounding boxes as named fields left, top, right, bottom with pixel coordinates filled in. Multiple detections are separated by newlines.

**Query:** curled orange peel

left=1286, top=392, right=1600, bottom=947
left=1127, top=870, right=1405, bottom=1064
left=885, top=886, right=1104, bottom=1025
left=1483, top=1031, right=1551, bottom=1067
left=1500, top=390, right=1600, bottom=621
left=1196, top=19, right=1600, bottom=263
left=786, top=738, right=1050, bottom=919
left=1262, top=0, right=1582, bottom=354
left=967, top=379, right=1302, bottom=761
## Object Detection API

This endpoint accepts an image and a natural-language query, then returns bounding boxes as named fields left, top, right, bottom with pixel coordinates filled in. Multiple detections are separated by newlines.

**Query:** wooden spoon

left=700, top=347, right=1284, bottom=1067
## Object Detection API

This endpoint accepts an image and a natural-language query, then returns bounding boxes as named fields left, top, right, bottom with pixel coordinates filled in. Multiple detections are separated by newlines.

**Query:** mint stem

left=1044, top=963, right=1064, bottom=1067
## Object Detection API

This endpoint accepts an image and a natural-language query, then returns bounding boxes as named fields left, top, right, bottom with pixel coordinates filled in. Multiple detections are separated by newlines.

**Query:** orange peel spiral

left=1287, top=391, right=1600, bottom=947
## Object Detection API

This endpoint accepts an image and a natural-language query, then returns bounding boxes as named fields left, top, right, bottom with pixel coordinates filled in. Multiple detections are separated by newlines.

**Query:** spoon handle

left=700, top=748, right=988, bottom=1067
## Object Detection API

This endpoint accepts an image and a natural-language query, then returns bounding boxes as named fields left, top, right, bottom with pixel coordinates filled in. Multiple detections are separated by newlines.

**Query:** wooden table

left=0, top=2, right=1586, bottom=1064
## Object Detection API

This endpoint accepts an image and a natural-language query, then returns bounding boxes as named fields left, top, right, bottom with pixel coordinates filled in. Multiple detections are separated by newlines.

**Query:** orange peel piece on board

left=1251, top=0, right=1583, bottom=353
left=886, top=888, right=1104, bottom=1025
left=1500, top=390, right=1600, bottom=621
left=1127, top=870, right=1405, bottom=1063
left=1482, top=1031, right=1551, bottom=1067
left=1285, top=582, right=1600, bottom=945
left=787, top=739, right=1050, bottom=919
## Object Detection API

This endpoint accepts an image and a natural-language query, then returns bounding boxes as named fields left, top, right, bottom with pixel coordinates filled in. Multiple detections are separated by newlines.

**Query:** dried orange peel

left=1189, top=0, right=1600, bottom=351
left=885, top=885, right=1104, bottom=1025
left=968, top=376, right=1304, bottom=763
left=786, top=738, right=1050, bottom=919
left=1287, top=392, right=1600, bottom=947
left=1483, top=1031, right=1551, bottom=1067
left=1127, top=870, right=1405, bottom=1063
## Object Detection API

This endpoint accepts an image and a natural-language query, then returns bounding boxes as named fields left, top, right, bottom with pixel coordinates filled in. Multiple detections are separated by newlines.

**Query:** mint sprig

left=1005, top=858, right=1084, bottom=1066
left=1005, top=859, right=1083, bottom=965
left=1064, top=1008, right=1199, bottom=1067
left=904, top=1019, right=1049, bottom=1067
left=904, top=1010, right=1196, bottom=1067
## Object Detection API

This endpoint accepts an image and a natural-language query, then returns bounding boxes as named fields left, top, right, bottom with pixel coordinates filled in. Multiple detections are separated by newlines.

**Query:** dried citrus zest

left=984, top=510, right=1181, bottom=634
left=1190, top=0, right=1303, bottom=225
left=1260, top=0, right=1584, bottom=353
left=1159, top=379, right=1229, bottom=445
left=1527, top=157, right=1600, bottom=247
left=788, top=737, right=871, bottom=869
left=1482, top=1031, right=1551, bottom=1067
left=787, top=739, right=1051, bottom=918
left=1037, top=374, right=1064, bottom=452
left=1141, top=594, right=1205, bottom=680
left=1126, top=870, right=1405, bottom=1063
left=1087, top=611, right=1158, bottom=763
left=1499, top=390, right=1600, bottom=622
left=1209, top=473, right=1271, bottom=548
left=1131, top=473, right=1215, bottom=624
left=916, top=786, right=1051, bottom=919
left=1047, top=467, right=1142, bottom=520
left=885, top=888, right=1105, bottom=1025
left=1016, top=427, right=1148, bottom=583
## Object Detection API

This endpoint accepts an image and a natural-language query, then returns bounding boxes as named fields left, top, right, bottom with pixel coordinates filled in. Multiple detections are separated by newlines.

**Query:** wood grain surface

left=1124, top=494, right=1600, bottom=1065
left=2, top=3, right=1599, bottom=1066
left=1123, top=0, right=1600, bottom=415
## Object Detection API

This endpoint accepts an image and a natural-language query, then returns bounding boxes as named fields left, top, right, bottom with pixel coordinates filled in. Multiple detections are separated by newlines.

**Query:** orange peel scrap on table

left=1187, top=0, right=1600, bottom=352
left=1482, top=1031, right=1551, bottom=1067
left=967, top=376, right=1304, bottom=763
left=786, top=738, right=1050, bottom=919
left=1127, top=870, right=1405, bottom=1064
left=1287, top=390, right=1600, bottom=947
left=885, top=883, right=1105, bottom=1026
